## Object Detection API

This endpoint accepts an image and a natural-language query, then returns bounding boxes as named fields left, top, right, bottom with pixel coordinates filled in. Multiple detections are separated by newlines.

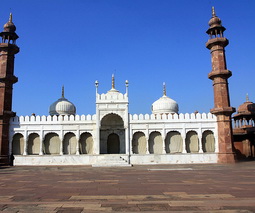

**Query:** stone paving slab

left=0, top=162, right=255, bottom=212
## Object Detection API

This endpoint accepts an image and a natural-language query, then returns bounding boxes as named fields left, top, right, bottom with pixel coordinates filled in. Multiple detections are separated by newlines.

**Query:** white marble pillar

left=145, top=126, right=150, bottom=154
left=59, top=130, right=63, bottom=155
left=76, top=128, right=80, bottom=155
left=95, top=109, right=100, bottom=154
left=181, top=132, right=187, bottom=153
left=23, top=130, right=28, bottom=155
left=198, top=133, right=203, bottom=153
left=146, top=138, right=150, bottom=154
left=39, top=128, right=44, bottom=155
left=161, top=128, right=166, bottom=154
left=162, top=136, right=166, bottom=154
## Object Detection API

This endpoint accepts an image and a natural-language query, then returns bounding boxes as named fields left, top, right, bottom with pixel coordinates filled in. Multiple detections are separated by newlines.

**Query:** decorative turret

left=0, top=14, right=19, bottom=165
left=206, top=7, right=235, bottom=163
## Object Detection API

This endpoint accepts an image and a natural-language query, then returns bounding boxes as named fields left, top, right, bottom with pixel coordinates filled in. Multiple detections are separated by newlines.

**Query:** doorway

left=107, top=133, right=120, bottom=154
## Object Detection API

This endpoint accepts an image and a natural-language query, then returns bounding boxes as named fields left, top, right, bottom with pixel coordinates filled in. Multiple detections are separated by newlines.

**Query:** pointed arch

left=202, top=130, right=215, bottom=152
left=27, top=133, right=40, bottom=155
left=44, top=133, right=60, bottom=155
left=165, top=131, right=182, bottom=153
left=185, top=131, right=199, bottom=153
left=132, top=131, right=146, bottom=154
left=107, top=133, right=120, bottom=154
left=149, top=131, right=162, bottom=154
left=12, top=133, right=24, bottom=155
left=63, top=132, right=77, bottom=155
left=79, top=132, right=93, bottom=154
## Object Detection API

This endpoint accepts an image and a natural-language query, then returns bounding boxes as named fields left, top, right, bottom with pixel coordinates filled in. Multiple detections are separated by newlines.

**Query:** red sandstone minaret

left=206, top=7, right=236, bottom=163
left=0, top=14, right=19, bottom=165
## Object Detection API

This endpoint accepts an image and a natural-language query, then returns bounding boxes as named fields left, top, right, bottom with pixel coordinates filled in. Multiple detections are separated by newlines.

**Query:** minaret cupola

left=0, top=13, right=19, bottom=44
left=207, top=7, right=225, bottom=37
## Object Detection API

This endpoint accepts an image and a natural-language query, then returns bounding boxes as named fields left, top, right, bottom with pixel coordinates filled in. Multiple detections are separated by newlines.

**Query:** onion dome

left=49, top=86, right=76, bottom=116
left=152, top=83, right=179, bottom=114
left=235, top=94, right=255, bottom=116
left=3, top=13, right=16, bottom=32
left=206, top=7, right=226, bottom=36
left=208, top=7, right=222, bottom=28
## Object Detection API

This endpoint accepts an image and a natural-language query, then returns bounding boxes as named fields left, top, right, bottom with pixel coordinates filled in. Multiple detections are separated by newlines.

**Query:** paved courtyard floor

left=0, top=162, right=255, bottom=213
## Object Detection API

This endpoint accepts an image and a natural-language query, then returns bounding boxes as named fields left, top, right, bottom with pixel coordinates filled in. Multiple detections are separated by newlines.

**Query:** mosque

left=0, top=8, right=254, bottom=166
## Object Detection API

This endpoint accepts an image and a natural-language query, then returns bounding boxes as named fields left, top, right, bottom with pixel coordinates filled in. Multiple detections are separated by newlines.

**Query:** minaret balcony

left=210, top=107, right=236, bottom=116
left=208, top=69, right=232, bottom=80
left=206, top=37, right=228, bottom=49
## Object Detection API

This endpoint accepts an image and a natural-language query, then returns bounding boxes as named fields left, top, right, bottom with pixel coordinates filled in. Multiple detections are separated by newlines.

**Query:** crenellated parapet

left=130, top=112, right=215, bottom=121
left=10, top=114, right=97, bottom=124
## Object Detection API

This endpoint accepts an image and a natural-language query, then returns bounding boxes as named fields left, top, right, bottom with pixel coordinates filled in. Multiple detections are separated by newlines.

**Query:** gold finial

left=212, top=6, right=216, bottom=17
left=9, top=13, right=13, bottom=22
left=163, top=82, right=166, bottom=96
left=112, top=74, right=115, bottom=89
left=62, top=85, right=65, bottom=98
left=246, top=93, right=249, bottom=102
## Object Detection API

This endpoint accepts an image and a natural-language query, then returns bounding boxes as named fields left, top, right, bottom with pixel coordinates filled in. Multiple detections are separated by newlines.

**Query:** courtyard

left=0, top=162, right=255, bottom=212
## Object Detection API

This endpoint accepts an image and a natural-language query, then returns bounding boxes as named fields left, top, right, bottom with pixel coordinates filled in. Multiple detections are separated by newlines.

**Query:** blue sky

left=0, top=0, right=254, bottom=116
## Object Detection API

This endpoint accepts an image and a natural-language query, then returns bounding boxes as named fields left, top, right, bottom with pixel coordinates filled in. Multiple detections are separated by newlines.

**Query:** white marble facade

left=9, top=78, right=218, bottom=165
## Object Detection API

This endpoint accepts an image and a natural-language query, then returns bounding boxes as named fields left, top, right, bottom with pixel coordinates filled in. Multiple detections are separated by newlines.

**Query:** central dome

left=152, top=83, right=179, bottom=114
left=49, top=87, right=76, bottom=116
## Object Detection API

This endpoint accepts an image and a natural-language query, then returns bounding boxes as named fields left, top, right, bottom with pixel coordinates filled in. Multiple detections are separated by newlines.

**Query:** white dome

left=49, top=87, right=76, bottom=116
left=152, top=84, right=179, bottom=114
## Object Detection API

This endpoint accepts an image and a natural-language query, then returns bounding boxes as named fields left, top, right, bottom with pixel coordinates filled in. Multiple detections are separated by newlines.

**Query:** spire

left=9, top=13, right=13, bottom=22
left=111, top=74, right=115, bottom=89
left=246, top=93, right=249, bottom=102
left=212, top=6, right=216, bottom=17
left=163, top=82, right=166, bottom=96
left=62, top=85, right=65, bottom=98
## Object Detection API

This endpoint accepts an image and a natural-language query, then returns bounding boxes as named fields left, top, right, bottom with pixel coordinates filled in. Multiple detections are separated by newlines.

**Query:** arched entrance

left=107, top=133, right=120, bottom=154
left=12, top=133, right=24, bottom=155
left=100, top=113, right=125, bottom=154
left=132, top=132, right=146, bottom=154
left=79, top=132, right=93, bottom=154
left=27, top=133, right=40, bottom=155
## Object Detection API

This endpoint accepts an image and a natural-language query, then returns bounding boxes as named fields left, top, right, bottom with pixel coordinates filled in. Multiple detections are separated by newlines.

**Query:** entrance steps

left=92, top=154, right=132, bottom=167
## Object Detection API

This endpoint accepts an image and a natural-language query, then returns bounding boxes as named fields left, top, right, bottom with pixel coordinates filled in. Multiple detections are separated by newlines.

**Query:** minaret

left=206, top=7, right=236, bottom=163
left=0, top=14, right=19, bottom=165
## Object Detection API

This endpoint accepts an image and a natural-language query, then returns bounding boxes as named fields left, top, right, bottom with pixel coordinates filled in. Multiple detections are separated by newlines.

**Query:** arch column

left=23, top=130, right=28, bottom=155
left=145, top=126, right=149, bottom=154
left=214, top=129, right=219, bottom=153
left=145, top=137, right=150, bottom=154
left=161, top=128, right=166, bottom=154
left=95, top=105, right=100, bottom=154
left=181, top=131, right=187, bottom=153
left=39, top=128, right=44, bottom=155
left=59, top=132, right=63, bottom=155
left=162, top=136, right=166, bottom=154
left=76, top=128, right=80, bottom=155
left=198, top=132, right=203, bottom=153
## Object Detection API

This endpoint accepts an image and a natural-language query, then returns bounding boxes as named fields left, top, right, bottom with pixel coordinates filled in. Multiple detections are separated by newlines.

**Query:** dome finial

left=62, top=85, right=65, bottom=98
left=163, top=82, right=166, bottom=96
left=112, top=74, right=115, bottom=89
left=9, top=13, right=13, bottom=22
left=212, top=6, right=216, bottom=17
left=246, top=93, right=249, bottom=102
